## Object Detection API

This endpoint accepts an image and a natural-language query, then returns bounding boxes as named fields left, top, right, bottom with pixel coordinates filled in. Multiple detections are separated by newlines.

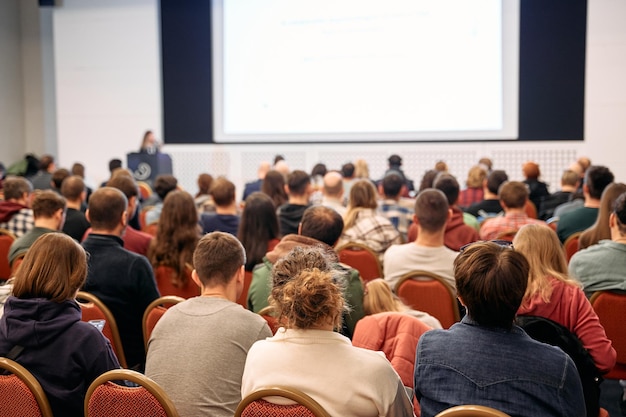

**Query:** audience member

left=0, top=176, right=34, bottom=237
left=0, top=233, right=120, bottom=417
left=274, top=159, right=290, bottom=177
left=276, top=170, right=311, bottom=236
left=479, top=181, right=545, bottom=240
left=538, top=169, right=580, bottom=220
left=242, top=246, right=414, bottom=417
left=513, top=224, right=616, bottom=373
left=465, top=169, right=508, bottom=218
left=261, top=169, right=288, bottom=208
left=557, top=165, right=614, bottom=242
left=385, top=154, right=415, bottom=194
left=341, top=162, right=356, bottom=198
left=100, top=158, right=123, bottom=188
left=434, top=160, right=448, bottom=172
left=8, top=190, right=66, bottom=266
left=144, top=174, right=178, bottom=225
left=414, top=241, right=585, bottom=417
left=309, top=163, right=327, bottom=205
left=478, top=157, right=493, bottom=173
left=30, top=154, right=56, bottom=190
left=242, top=161, right=270, bottom=201
left=248, top=205, right=364, bottom=338
left=148, top=190, right=200, bottom=289
left=60, top=175, right=90, bottom=241
left=569, top=191, right=626, bottom=297
left=71, top=162, right=93, bottom=203
left=378, top=172, right=413, bottom=242
left=320, top=171, right=347, bottom=216
left=418, top=169, right=439, bottom=193
left=237, top=192, right=280, bottom=272
left=194, top=173, right=215, bottom=214
left=337, top=179, right=401, bottom=263
left=578, top=182, right=626, bottom=250
left=82, top=187, right=160, bottom=371
left=50, top=168, right=70, bottom=194
left=200, top=177, right=240, bottom=235
left=458, top=165, right=487, bottom=209
left=354, top=158, right=371, bottom=180
left=384, top=189, right=458, bottom=291
left=146, top=232, right=271, bottom=417
left=522, top=161, right=551, bottom=213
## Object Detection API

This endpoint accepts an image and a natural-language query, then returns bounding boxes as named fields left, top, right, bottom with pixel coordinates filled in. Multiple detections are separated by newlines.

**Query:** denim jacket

left=414, top=316, right=585, bottom=417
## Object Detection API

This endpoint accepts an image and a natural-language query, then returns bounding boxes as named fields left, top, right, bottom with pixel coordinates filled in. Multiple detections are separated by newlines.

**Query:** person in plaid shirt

left=378, top=172, right=413, bottom=242
left=0, top=177, right=34, bottom=238
left=479, top=181, right=546, bottom=240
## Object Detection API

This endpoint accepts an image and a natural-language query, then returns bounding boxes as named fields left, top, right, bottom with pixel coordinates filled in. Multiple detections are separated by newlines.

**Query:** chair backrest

left=0, top=229, right=16, bottom=280
left=136, top=181, right=153, bottom=201
left=435, top=405, right=511, bottom=417
left=10, top=253, right=25, bottom=278
left=564, top=231, right=583, bottom=262
left=139, top=205, right=154, bottom=230
left=590, top=291, right=626, bottom=379
left=257, top=306, right=280, bottom=334
left=524, top=200, right=537, bottom=219
left=85, top=369, right=180, bottom=417
left=143, top=295, right=185, bottom=349
left=335, top=242, right=383, bottom=283
left=237, top=270, right=253, bottom=308
left=394, top=271, right=460, bottom=329
left=154, top=264, right=200, bottom=299
left=76, top=291, right=128, bottom=368
left=235, top=386, right=330, bottom=417
left=0, top=357, right=54, bottom=417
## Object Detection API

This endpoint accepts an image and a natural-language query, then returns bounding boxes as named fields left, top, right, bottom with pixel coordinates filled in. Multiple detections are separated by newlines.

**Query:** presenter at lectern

left=139, top=130, right=161, bottom=154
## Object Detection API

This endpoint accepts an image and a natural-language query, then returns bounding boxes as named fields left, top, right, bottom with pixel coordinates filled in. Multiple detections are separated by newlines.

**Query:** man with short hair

left=479, top=181, right=545, bottom=240
left=276, top=170, right=311, bottom=236
left=538, top=169, right=581, bottom=220
left=414, top=241, right=585, bottom=416
left=200, top=177, right=240, bottom=236
left=82, top=187, right=160, bottom=371
left=30, top=154, right=56, bottom=191
left=378, top=172, right=413, bottom=241
left=242, top=161, right=270, bottom=202
left=384, top=154, right=414, bottom=194
left=465, top=169, right=508, bottom=218
left=248, top=205, right=364, bottom=338
left=60, top=175, right=90, bottom=241
left=8, top=191, right=66, bottom=266
left=0, top=177, right=34, bottom=237
left=51, top=168, right=70, bottom=194
left=321, top=171, right=347, bottom=216
left=144, top=174, right=178, bottom=225
left=557, top=165, right=614, bottom=243
left=145, top=232, right=271, bottom=417
left=383, top=189, right=458, bottom=291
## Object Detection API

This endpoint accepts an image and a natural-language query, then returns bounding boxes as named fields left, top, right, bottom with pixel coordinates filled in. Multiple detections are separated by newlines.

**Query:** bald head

left=87, top=187, right=128, bottom=232
left=61, top=175, right=86, bottom=202
left=323, top=171, right=344, bottom=198
left=258, top=161, right=271, bottom=179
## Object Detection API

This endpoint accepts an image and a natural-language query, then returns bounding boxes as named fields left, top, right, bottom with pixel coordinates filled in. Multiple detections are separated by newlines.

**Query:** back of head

left=499, top=181, right=528, bottom=209
left=300, top=205, right=344, bottom=246
left=354, top=159, right=370, bottom=179
left=286, top=170, right=311, bottom=196
left=311, top=163, right=327, bottom=178
left=71, top=162, right=85, bottom=178
left=433, top=173, right=460, bottom=205
left=161, top=190, right=198, bottom=230
left=88, top=187, right=128, bottom=230
left=341, top=162, right=355, bottom=178
left=270, top=246, right=345, bottom=330
left=382, top=173, right=404, bottom=198
left=108, top=158, right=123, bottom=173
left=486, top=170, right=508, bottom=194
left=414, top=189, right=449, bottom=233
left=323, top=171, right=343, bottom=196
left=13, top=233, right=87, bottom=303
left=419, top=170, right=438, bottom=192
left=193, top=231, right=245, bottom=287
left=196, top=173, right=213, bottom=195
left=60, top=175, right=85, bottom=201
left=262, top=170, right=287, bottom=206
left=478, top=157, right=493, bottom=171
left=454, top=241, right=529, bottom=329
left=585, top=165, right=614, bottom=199
left=466, top=165, right=487, bottom=188
left=434, top=160, right=448, bottom=172
left=388, top=154, right=402, bottom=168
left=349, top=180, right=378, bottom=210
left=106, top=174, right=138, bottom=199
left=210, top=177, right=236, bottom=206
left=39, top=155, right=55, bottom=171
left=363, top=278, right=401, bottom=315
left=561, top=169, right=580, bottom=187
left=612, top=192, right=626, bottom=236
left=522, top=161, right=540, bottom=180
left=154, top=174, right=178, bottom=200
left=52, top=168, right=70, bottom=189
left=238, top=192, right=279, bottom=267
left=3, top=176, right=33, bottom=201
left=32, top=190, right=66, bottom=219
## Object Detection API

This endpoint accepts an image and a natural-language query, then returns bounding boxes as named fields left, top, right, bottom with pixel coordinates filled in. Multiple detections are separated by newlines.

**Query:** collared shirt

left=378, top=198, right=413, bottom=242
left=479, top=212, right=546, bottom=240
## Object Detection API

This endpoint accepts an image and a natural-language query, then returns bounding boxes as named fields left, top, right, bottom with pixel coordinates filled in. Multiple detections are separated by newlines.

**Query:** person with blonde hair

left=354, top=158, right=370, bottom=180
left=513, top=224, right=616, bottom=373
left=0, top=233, right=120, bottom=417
left=242, top=247, right=414, bottom=417
left=578, top=182, right=626, bottom=250
left=458, top=165, right=487, bottom=208
left=337, top=179, right=401, bottom=262
left=363, top=279, right=441, bottom=329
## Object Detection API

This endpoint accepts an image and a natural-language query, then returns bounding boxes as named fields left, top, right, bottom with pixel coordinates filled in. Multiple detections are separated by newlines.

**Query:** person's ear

left=191, top=269, right=203, bottom=288
left=609, top=212, right=616, bottom=229
left=85, top=209, right=91, bottom=223
left=121, top=210, right=128, bottom=227
left=412, top=214, right=419, bottom=225
left=297, top=222, right=303, bottom=235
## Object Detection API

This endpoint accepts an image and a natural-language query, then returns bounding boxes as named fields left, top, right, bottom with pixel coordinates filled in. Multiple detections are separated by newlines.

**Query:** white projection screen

left=211, top=0, right=520, bottom=143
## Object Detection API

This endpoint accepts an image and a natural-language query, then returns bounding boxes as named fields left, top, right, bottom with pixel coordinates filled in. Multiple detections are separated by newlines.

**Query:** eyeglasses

left=459, top=239, right=514, bottom=253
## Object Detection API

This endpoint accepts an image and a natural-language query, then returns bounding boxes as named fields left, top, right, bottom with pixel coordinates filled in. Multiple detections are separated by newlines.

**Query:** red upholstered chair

left=237, top=271, right=254, bottom=308
left=0, top=357, right=54, bottom=417
left=154, top=264, right=200, bottom=299
left=590, top=291, right=626, bottom=380
left=143, top=295, right=185, bottom=349
left=335, top=242, right=383, bottom=283
left=136, top=181, right=153, bottom=201
left=257, top=306, right=280, bottom=335
left=0, top=228, right=16, bottom=280
left=84, top=369, right=180, bottom=417
left=395, top=271, right=460, bottom=329
left=76, top=291, right=128, bottom=368
left=435, top=404, right=511, bottom=417
left=10, top=254, right=25, bottom=277
left=524, top=200, right=538, bottom=219
left=235, top=387, right=330, bottom=417
left=564, top=232, right=582, bottom=263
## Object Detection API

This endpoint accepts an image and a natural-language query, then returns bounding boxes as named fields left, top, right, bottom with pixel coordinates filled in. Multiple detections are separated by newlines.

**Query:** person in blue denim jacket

left=414, top=241, right=585, bottom=417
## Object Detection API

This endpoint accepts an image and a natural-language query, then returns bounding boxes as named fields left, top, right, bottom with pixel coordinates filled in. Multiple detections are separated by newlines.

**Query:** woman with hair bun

left=241, top=246, right=414, bottom=417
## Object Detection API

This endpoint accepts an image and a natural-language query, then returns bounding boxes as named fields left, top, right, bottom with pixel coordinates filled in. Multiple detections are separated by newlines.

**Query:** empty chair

left=77, top=291, right=128, bottom=368
left=0, top=357, right=54, bottom=417
left=142, top=295, right=185, bottom=349
left=590, top=291, right=626, bottom=380
left=85, top=369, right=180, bottom=417
left=394, top=271, right=460, bottom=329
left=564, top=231, right=583, bottom=262
left=435, top=404, right=511, bottom=417
left=235, top=386, right=330, bottom=417
left=335, top=241, right=383, bottom=283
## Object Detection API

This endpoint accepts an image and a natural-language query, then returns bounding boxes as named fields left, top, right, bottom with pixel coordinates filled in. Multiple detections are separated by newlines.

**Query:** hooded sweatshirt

left=0, top=297, right=120, bottom=417
left=0, top=201, right=27, bottom=222
left=276, top=203, right=310, bottom=236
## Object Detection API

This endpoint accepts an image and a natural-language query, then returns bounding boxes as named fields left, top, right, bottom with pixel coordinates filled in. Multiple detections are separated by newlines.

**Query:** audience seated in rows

left=0, top=176, right=34, bottom=238
left=242, top=246, right=414, bottom=417
left=60, top=175, right=90, bottom=241
left=578, top=182, right=626, bottom=250
left=277, top=170, right=311, bottom=236
left=145, top=232, right=271, bottom=417
left=200, top=177, right=239, bottom=236
left=248, top=205, right=364, bottom=338
left=465, top=169, right=508, bottom=219
left=378, top=172, right=414, bottom=242
left=237, top=192, right=280, bottom=272
left=414, top=241, right=586, bottom=417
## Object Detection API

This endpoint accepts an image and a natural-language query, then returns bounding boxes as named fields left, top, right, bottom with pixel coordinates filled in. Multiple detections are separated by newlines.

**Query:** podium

left=127, top=152, right=173, bottom=186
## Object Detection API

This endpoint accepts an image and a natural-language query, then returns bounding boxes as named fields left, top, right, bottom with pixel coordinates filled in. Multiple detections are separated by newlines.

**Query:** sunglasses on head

left=459, top=239, right=514, bottom=253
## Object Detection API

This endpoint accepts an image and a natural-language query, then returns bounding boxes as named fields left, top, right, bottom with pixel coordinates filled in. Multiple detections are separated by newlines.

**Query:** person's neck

left=288, top=195, right=309, bottom=205
left=584, top=197, right=601, bottom=209
left=483, top=191, right=497, bottom=199
left=216, top=203, right=237, bottom=215
left=34, top=218, right=59, bottom=230
left=90, top=227, right=123, bottom=237
left=201, top=285, right=235, bottom=302
left=504, top=208, right=525, bottom=216
left=384, top=195, right=400, bottom=202
left=66, top=200, right=82, bottom=210
left=415, top=229, right=445, bottom=247
left=561, top=185, right=577, bottom=193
